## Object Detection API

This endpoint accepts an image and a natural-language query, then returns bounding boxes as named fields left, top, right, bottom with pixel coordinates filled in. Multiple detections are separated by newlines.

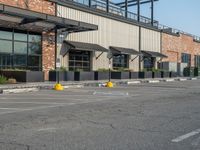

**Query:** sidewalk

left=0, top=76, right=199, bottom=94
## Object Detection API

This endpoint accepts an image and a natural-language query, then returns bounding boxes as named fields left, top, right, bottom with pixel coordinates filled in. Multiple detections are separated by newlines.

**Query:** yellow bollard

left=106, top=81, right=113, bottom=88
left=54, top=83, right=64, bottom=91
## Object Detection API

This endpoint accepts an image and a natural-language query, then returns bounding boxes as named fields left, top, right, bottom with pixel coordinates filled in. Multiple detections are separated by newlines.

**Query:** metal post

left=125, top=0, right=128, bottom=18
left=139, top=26, right=141, bottom=71
left=106, top=0, right=109, bottom=13
left=151, top=0, right=154, bottom=26
left=137, top=0, right=140, bottom=22
left=88, top=0, right=91, bottom=7
left=109, top=59, right=111, bottom=82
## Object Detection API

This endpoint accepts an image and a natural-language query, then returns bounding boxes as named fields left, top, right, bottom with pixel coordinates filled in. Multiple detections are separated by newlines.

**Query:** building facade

left=0, top=0, right=200, bottom=81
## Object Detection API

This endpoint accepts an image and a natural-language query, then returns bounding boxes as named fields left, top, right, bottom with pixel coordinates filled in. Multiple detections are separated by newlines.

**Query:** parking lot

left=0, top=80, right=200, bottom=150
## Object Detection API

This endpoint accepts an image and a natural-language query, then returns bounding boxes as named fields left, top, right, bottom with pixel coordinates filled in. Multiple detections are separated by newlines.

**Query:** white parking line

left=172, top=128, right=200, bottom=143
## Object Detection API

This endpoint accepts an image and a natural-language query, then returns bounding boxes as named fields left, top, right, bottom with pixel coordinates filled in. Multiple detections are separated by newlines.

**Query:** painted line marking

left=37, top=127, right=58, bottom=132
left=172, top=129, right=200, bottom=143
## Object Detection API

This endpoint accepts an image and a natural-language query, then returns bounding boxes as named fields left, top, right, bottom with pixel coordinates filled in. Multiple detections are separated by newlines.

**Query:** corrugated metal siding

left=57, top=5, right=160, bottom=71
left=57, top=5, right=139, bottom=70
left=141, top=27, right=161, bottom=52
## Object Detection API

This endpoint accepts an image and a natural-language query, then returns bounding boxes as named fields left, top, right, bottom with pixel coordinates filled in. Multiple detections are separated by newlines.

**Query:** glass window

left=0, top=40, right=12, bottom=53
left=195, top=55, right=200, bottom=67
left=28, top=56, right=41, bottom=67
left=14, top=42, right=27, bottom=54
left=13, top=55, right=27, bottom=66
left=181, top=53, right=191, bottom=66
left=0, top=31, right=12, bottom=40
left=28, top=42, right=42, bottom=55
left=69, top=50, right=91, bottom=71
left=0, top=54, right=12, bottom=68
left=0, top=30, right=42, bottom=70
left=14, top=33, right=27, bottom=41
left=113, top=54, right=128, bottom=69
left=29, top=35, right=41, bottom=43
left=143, top=56, right=155, bottom=70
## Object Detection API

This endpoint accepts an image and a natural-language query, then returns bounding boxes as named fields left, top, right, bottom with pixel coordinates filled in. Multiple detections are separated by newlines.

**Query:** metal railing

left=61, top=0, right=200, bottom=42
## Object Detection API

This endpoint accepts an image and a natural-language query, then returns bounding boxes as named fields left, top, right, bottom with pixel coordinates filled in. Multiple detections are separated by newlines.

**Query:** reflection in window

left=28, top=42, right=41, bottom=55
left=181, top=53, right=191, bottom=67
left=0, top=54, right=12, bottom=69
left=113, top=54, right=128, bottom=69
left=14, top=42, right=27, bottom=54
left=143, top=56, right=155, bottom=70
left=29, top=35, right=41, bottom=43
left=0, top=40, right=12, bottom=53
left=14, top=33, right=27, bottom=41
left=0, top=29, right=42, bottom=71
left=69, top=50, right=91, bottom=71
left=0, top=31, right=12, bottom=40
left=13, top=55, right=27, bottom=66
left=195, top=55, right=200, bottom=68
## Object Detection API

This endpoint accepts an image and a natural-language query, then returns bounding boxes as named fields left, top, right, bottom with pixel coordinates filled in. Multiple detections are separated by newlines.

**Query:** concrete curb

left=0, top=87, right=39, bottom=94
left=0, top=77, right=199, bottom=94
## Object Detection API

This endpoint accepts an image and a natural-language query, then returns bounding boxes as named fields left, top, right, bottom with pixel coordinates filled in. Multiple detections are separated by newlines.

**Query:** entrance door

left=69, top=50, right=91, bottom=71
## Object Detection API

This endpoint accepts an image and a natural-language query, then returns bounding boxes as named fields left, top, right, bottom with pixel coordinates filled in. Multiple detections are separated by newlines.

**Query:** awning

left=60, top=40, right=109, bottom=56
left=141, top=50, right=167, bottom=58
left=110, top=46, right=140, bottom=55
left=0, top=4, right=98, bottom=33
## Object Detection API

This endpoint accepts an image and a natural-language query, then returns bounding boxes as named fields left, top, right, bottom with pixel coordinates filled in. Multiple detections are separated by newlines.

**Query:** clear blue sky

left=118, top=0, right=200, bottom=36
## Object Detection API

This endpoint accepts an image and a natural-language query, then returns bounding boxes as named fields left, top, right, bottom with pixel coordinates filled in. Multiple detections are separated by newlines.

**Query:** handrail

left=59, top=0, right=200, bottom=41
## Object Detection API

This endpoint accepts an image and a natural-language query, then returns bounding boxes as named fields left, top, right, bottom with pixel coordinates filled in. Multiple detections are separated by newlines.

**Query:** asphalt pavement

left=0, top=80, right=200, bottom=150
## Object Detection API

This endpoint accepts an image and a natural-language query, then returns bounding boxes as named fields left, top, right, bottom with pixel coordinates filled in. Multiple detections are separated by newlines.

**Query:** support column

left=139, top=26, right=142, bottom=71
left=125, top=0, right=128, bottom=18
left=106, top=0, right=109, bottom=13
left=137, top=0, right=140, bottom=22
left=151, top=0, right=154, bottom=26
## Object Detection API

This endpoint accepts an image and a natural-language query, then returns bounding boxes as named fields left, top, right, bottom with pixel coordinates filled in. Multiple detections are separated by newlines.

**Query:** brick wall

left=42, top=32, right=56, bottom=80
left=162, top=33, right=200, bottom=67
left=0, top=0, right=55, bottom=15
left=0, top=0, right=56, bottom=80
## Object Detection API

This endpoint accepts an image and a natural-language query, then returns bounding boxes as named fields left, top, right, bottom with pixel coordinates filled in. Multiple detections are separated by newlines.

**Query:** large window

left=69, top=50, right=91, bottom=71
left=143, top=56, right=155, bottom=70
left=195, top=55, right=200, bottom=68
left=113, top=54, right=129, bottom=70
left=181, top=53, right=191, bottom=66
left=0, top=29, right=42, bottom=71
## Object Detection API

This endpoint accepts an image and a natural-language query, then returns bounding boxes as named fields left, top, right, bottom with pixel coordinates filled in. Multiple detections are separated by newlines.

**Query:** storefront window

left=13, top=55, right=27, bottom=67
left=0, top=40, right=12, bottom=53
left=0, top=54, right=12, bottom=68
left=113, top=54, right=128, bottom=69
left=143, top=56, right=155, bottom=70
left=181, top=53, right=191, bottom=66
left=0, top=29, right=42, bottom=71
left=69, top=50, right=91, bottom=71
left=194, top=55, right=200, bottom=68
left=0, top=31, right=12, bottom=40
left=14, top=42, right=27, bottom=54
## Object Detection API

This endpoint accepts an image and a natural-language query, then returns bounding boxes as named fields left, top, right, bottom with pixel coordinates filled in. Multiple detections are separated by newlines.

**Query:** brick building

left=0, top=0, right=97, bottom=80
left=162, top=33, right=200, bottom=68
left=0, top=0, right=200, bottom=81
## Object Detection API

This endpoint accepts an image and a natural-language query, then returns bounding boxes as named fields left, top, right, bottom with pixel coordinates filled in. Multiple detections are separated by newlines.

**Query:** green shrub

left=0, top=75, right=7, bottom=84
left=97, top=68, right=109, bottom=72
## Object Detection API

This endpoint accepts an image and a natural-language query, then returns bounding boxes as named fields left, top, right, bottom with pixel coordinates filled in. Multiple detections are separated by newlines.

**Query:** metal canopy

left=60, top=40, right=109, bottom=56
left=141, top=50, right=167, bottom=58
left=110, top=46, right=140, bottom=55
left=0, top=4, right=98, bottom=32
